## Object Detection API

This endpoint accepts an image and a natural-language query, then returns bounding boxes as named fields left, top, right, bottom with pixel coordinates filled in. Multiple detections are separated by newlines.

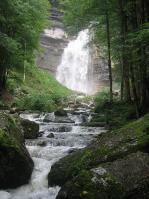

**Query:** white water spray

left=56, top=29, right=90, bottom=93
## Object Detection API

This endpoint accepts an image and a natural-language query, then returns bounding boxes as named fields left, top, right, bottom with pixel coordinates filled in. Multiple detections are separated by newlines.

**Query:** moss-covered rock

left=56, top=152, right=149, bottom=199
left=94, top=101, right=136, bottom=130
left=21, top=118, right=39, bottom=139
left=0, top=111, right=34, bottom=189
left=48, top=114, right=149, bottom=197
left=55, top=109, right=67, bottom=117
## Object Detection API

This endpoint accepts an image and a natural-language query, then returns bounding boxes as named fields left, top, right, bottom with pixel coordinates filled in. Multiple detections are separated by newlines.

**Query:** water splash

left=0, top=109, right=106, bottom=199
left=56, top=29, right=90, bottom=93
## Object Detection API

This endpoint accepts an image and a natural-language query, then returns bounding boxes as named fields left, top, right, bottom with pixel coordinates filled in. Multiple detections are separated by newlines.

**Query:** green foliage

left=0, top=112, right=22, bottom=151
left=49, top=113, right=149, bottom=197
left=0, top=0, right=50, bottom=90
left=16, top=95, right=56, bottom=112
left=93, top=93, right=136, bottom=129
left=94, top=90, right=110, bottom=108
left=62, top=0, right=149, bottom=112
left=7, top=64, right=72, bottom=111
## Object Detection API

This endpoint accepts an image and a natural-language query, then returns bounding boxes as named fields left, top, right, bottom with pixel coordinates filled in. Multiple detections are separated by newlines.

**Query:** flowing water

left=0, top=106, right=105, bottom=199
left=56, top=29, right=90, bottom=93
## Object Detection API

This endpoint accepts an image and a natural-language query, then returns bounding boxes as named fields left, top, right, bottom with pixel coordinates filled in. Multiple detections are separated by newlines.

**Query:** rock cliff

left=37, top=1, right=109, bottom=93
left=37, top=3, right=68, bottom=75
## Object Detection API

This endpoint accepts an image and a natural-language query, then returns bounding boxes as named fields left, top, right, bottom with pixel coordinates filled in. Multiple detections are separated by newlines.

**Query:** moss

left=0, top=111, right=23, bottom=143
left=49, top=113, right=149, bottom=189
left=90, top=115, right=106, bottom=123
left=21, top=119, right=39, bottom=139
left=0, top=112, right=34, bottom=189
left=93, top=100, right=136, bottom=130
left=49, top=111, right=149, bottom=199
left=58, top=169, right=124, bottom=199
left=0, top=129, right=17, bottom=148
left=0, top=128, right=26, bottom=161
left=57, top=152, right=149, bottom=199
left=72, top=150, right=92, bottom=175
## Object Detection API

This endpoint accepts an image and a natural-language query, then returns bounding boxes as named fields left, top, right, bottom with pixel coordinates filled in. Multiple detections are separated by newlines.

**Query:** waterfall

left=56, top=29, right=90, bottom=94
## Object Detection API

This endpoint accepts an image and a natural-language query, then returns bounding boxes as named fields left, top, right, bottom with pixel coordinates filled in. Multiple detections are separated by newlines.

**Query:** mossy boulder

left=48, top=114, right=149, bottom=196
left=55, top=109, right=67, bottom=117
left=56, top=152, right=149, bottom=199
left=94, top=101, right=136, bottom=129
left=0, top=111, right=34, bottom=189
left=21, top=118, right=39, bottom=139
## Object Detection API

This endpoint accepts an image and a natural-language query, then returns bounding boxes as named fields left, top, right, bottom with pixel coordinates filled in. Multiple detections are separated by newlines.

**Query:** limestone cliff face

left=37, top=1, right=109, bottom=93
left=37, top=3, right=68, bottom=75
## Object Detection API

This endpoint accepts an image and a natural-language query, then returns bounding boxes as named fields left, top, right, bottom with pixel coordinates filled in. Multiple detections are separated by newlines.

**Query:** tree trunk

left=140, top=0, right=147, bottom=112
left=105, top=9, right=113, bottom=102
left=129, top=63, right=140, bottom=118
left=119, top=0, right=131, bottom=102
left=120, top=60, right=124, bottom=101
left=0, top=66, right=7, bottom=95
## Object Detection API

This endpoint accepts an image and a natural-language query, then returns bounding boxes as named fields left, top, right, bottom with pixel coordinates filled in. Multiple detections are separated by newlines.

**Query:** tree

left=62, top=0, right=149, bottom=115
left=0, top=0, right=50, bottom=94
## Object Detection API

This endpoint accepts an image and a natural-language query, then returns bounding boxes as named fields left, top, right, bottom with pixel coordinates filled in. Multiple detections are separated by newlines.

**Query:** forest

left=0, top=0, right=149, bottom=199
left=62, top=0, right=149, bottom=116
left=0, top=0, right=49, bottom=91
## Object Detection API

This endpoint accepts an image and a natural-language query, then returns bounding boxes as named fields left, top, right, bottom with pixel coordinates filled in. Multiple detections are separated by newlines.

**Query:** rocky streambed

left=0, top=105, right=106, bottom=199
left=1, top=106, right=149, bottom=199
left=51, top=114, right=149, bottom=199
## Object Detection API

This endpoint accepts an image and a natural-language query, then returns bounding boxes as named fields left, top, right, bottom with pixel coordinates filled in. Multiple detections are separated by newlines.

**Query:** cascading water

left=0, top=108, right=106, bottom=199
left=56, top=29, right=90, bottom=93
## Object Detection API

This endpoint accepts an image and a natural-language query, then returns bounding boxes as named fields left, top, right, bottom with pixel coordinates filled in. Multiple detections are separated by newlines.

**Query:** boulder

left=48, top=114, right=149, bottom=194
left=43, top=113, right=55, bottom=122
left=21, top=119, right=39, bottom=139
left=54, top=117, right=74, bottom=124
left=56, top=152, right=149, bottom=199
left=47, top=133, right=55, bottom=138
left=55, top=109, right=67, bottom=117
left=48, top=126, right=72, bottom=133
left=0, top=111, right=34, bottom=189
left=37, top=140, right=47, bottom=147
left=57, top=126, right=72, bottom=132
left=48, top=150, right=84, bottom=187
left=38, top=131, right=44, bottom=137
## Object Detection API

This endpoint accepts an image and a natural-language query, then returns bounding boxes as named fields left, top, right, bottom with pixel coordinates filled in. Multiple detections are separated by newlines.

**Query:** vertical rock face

left=37, top=1, right=109, bottom=94
left=37, top=2, right=68, bottom=75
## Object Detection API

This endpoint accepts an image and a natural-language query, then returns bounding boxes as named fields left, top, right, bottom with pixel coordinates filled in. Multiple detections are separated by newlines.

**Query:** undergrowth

left=6, top=63, right=72, bottom=111
left=92, top=90, right=136, bottom=129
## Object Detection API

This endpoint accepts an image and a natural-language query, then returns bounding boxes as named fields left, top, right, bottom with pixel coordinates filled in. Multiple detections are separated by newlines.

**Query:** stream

left=0, top=106, right=105, bottom=199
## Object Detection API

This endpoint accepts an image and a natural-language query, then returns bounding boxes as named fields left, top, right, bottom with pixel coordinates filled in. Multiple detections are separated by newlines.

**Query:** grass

left=6, top=63, right=72, bottom=111
left=91, top=91, right=137, bottom=129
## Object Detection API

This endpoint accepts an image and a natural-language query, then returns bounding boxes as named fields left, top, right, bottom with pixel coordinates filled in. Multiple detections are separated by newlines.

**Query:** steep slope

left=4, top=64, right=72, bottom=111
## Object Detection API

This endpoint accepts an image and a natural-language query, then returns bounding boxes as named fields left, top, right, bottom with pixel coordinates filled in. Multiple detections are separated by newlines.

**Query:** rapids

left=0, top=106, right=105, bottom=199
